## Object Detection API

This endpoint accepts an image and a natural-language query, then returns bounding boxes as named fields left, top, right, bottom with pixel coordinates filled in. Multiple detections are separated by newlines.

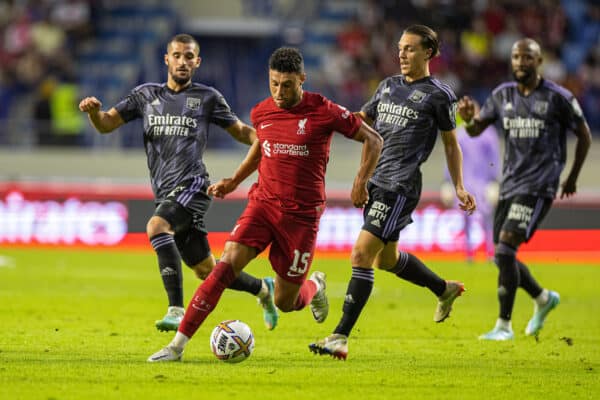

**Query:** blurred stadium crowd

left=0, top=0, right=598, bottom=149
left=0, top=0, right=100, bottom=146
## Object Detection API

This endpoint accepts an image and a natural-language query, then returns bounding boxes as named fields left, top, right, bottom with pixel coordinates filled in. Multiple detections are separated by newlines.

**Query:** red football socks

left=293, top=279, right=318, bottom=310
left=178, top=261, right=236, bottom=337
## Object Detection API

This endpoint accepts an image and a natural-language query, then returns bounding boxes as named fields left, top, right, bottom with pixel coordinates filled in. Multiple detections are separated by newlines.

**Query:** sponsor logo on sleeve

left=449, top=102, right=457, bottom=122
left=337, top=105, right=350, bottom=119
left=571, top=98, right=583, bottom=118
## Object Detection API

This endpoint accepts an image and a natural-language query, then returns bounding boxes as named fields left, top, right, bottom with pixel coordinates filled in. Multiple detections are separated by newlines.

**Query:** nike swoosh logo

left=260, top=123, right=273, bottom=129
left=287, top=271, right=303, bottom=278
left=191, top=303, right=210, bottom=312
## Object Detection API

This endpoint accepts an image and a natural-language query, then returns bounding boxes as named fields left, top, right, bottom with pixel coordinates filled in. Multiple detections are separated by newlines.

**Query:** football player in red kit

left=148, top=47, right=383, bottom=362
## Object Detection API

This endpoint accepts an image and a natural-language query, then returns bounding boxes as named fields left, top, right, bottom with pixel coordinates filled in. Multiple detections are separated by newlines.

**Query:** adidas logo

left=345, top=294, right=355, bottom=304
left=370, top=219, right=381, bottom=228
left=151, top=98, right=161, bottom=106
left=161, top=267, right=177, bottom=276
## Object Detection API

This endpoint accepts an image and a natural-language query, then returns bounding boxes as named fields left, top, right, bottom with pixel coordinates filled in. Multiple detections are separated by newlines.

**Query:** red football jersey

left=249, top=91, right=362, bottom=214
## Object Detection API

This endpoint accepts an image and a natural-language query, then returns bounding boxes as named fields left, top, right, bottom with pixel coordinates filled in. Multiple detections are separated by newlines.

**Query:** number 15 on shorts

left=288, top=250, right=310, bottom=278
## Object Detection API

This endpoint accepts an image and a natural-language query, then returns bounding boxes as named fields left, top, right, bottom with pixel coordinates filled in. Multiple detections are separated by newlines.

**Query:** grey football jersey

left=114, top=82, right=238, bottom=201
left=362, top=75, right=457, bottom=198
left=479, top=79, right=586, bottom=199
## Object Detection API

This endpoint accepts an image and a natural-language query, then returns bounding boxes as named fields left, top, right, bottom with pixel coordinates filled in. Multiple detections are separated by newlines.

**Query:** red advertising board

left=1, top=181, right=599, bottom=263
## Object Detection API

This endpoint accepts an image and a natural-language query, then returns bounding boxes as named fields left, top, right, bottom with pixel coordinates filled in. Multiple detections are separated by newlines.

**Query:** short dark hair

left=403, top=24, right=440, bottom=60
left=269, top=47, right=304, bottom=73
left=167, top=33, right=200, bottom=53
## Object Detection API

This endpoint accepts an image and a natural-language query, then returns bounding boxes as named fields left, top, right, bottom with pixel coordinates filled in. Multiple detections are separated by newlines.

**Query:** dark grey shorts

left=361, top=182, right=419, bottom=244
left=493, top=195, right=552, bottom=243
left=154, top=176, right=212, bottom=265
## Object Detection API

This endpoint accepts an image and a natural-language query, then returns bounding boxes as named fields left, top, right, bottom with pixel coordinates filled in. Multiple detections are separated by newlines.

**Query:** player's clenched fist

left=79, top=96, right=102, bottom=113
left=457, top=96, right=476, bottom=122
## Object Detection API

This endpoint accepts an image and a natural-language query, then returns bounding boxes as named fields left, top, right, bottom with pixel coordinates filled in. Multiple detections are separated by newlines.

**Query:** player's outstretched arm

left=225, top=120, right=257, bottom=145
left=208, top=139, right=262, bottom=199
left=560, top=120, right=592, bottom=199
left=349, top=121, right=383, bottom=208
left=441, top=129, right=476, bottom=214
left=457, top=96, right=488, bottom=137
left=78, top=96, right=124, bottom=133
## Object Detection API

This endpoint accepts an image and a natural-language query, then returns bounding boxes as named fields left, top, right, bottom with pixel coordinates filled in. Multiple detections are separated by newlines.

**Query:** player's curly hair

left=269, top=47, right=304, bottom=74
left=403, top=24, right=440, bottom=60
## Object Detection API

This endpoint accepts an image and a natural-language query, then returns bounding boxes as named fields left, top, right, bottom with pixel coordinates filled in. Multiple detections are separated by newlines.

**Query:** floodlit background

left=0, top=0, right=599, bottom=257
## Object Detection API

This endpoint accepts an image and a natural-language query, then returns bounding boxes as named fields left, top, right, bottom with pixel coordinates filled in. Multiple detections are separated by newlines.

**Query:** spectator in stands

left=33, top=77, right=56, bottom=146
left=337, top=14, right=370, bottom=59
left=49, top=0, right=93, bottom=40
left=49, top=77, right=85, bottom=146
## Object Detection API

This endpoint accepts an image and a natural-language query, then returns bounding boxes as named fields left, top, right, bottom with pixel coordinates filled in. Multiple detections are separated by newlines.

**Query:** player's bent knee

left=146, top=216, right=171, bottom=237
left=350, top=247, right=375, bottom=267
left=190, top=255, right=216, bottom=279
left=220, top=242, right=257, bottom=272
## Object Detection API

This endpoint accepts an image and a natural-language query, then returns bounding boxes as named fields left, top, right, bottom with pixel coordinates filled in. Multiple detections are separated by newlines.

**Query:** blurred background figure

left=33, top=77, right=55, bottom=146
left=441, top=107, right=500, bottom=263
left=1, top=0, right=599, bottom=149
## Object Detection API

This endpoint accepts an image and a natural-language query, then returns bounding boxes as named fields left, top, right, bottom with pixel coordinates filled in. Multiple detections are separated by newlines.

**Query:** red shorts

left=228, top=199, right=321, bottom=284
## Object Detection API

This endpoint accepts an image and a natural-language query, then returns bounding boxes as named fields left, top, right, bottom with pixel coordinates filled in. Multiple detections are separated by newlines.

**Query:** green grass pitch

left=0, top=248, right=598, bottom=399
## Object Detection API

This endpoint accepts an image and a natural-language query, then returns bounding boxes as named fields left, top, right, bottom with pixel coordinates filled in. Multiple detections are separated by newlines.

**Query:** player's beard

left=512, top=68, right=535, bottom=84
left=278, top=91, right=302, bottom=109
left=172, top=73, right=191, bottom=86
left=170, top=67, right=194, bottom=86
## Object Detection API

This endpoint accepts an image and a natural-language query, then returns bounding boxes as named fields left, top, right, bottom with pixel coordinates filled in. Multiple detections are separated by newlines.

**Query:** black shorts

left=493, top=195, right=553, bottom=243
left=361, top=182, right=419, bottom=244
left=154, top=176, right=212, bottom=266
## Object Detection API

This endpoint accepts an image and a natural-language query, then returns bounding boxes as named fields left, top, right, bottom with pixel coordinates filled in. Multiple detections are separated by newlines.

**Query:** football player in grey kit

left=458, top=38, right=592, bottom=340
left=309, top=25, right=476, bottom=359
left=78, top=33, right=279, bottom=332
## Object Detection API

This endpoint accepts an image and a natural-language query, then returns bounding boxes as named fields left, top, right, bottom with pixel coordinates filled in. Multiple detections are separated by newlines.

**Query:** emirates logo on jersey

left=297, top=118, right=308, bottom=135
